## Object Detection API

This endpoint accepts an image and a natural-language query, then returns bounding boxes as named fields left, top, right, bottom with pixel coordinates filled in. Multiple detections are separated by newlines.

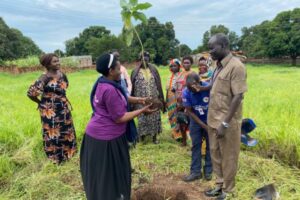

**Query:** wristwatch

left=221, top=121, right=229, bottom=128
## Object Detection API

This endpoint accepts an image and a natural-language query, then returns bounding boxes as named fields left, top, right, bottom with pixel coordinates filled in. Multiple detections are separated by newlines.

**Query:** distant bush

left=4, top=56, right=40, bottom=68
left=3, top=56, right=80, bottom=68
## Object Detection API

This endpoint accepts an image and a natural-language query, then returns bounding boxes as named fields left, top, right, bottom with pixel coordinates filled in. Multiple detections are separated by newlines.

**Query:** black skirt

left=80, top=133, right=131, bottom=200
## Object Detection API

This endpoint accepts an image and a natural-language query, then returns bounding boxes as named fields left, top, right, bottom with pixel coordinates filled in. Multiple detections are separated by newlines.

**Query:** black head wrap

left=96, top=53, right=117, bottom=76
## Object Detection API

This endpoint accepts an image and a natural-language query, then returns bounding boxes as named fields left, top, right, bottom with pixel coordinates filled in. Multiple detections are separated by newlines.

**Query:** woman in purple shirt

left=80, top=53, right=154, bottom=200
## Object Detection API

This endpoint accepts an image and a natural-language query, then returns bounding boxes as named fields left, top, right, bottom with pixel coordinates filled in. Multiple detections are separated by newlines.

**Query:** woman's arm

left=27, top=96, right=41, bottom=104
left=115, top=104, right=155, bottom=123
left=27, top=74, right=47, bottom=104
left=128, top=96, right=147, bottom=104
left=191, top=83, right=212, bottom=92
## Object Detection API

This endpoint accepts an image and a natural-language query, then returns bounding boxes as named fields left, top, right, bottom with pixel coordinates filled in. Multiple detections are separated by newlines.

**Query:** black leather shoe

left=204, top=187, right=222, bottom=197
left=216, top=192, right=227, bottom=200
left=204, top=173, right=212, bottom=181
left=152, top=140, right=159, bottom=144
left=182, top=173, right=202, bottom=182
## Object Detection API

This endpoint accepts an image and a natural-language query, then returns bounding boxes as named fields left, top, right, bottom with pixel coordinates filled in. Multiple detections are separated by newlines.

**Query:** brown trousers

left=208, top=120, right=241, bottom=193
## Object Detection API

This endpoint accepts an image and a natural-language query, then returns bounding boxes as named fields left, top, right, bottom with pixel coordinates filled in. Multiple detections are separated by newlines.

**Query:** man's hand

left=203, top=124, right=209, bottom=132
left=216, top=124, right=226, bottom=138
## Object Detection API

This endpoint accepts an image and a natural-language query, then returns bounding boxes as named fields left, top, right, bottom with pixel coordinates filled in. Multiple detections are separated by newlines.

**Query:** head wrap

left=169, top=58, right=182, bottom=68
left=96, top=53, right=116, bottom=75
left=139, top=51, right=150, bottom=60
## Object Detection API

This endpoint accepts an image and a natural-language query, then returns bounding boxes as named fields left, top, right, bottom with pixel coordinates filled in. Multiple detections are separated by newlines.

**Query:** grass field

left=0, top=64, right=300, bottom=199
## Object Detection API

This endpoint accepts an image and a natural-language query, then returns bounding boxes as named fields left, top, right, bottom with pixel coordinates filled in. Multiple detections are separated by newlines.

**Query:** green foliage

left=193, top=45, right=206, bottom=54
left=202, top=25, right=240, bottom=50
left=54, top=49, right=65, bottom=57
left=240, top=8, right=300, bottom=65
left=59, top=57, right=80, bottom=68
left=85, top=35, right=126, bottom=61
left=3, top=56, right=79, bottom=68
left=122, top=17, right=180, bottom=64
left=120, top=0, right=152, bottom=46
left=175, top=44, right=192, bottom=58
left=3, top=56, right=40, bottom=68
left=266, top=8, right=300, bottom=65
left=65, top=26, right=110, bottom=56
left=239, top=25, right=267, bottom=58
left=0, top=17, right=42, bottom=60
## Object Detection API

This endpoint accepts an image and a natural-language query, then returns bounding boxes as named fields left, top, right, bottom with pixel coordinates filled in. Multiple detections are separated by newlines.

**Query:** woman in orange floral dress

left=27, top=53, right=77, bottom=164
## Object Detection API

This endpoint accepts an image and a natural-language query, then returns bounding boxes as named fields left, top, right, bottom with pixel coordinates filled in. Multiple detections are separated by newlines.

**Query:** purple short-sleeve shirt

left=85, top=83, right=127, bottom=140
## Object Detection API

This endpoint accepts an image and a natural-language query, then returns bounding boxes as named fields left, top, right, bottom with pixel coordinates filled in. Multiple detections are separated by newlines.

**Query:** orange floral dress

left=27, top=73, right=77, bottom=164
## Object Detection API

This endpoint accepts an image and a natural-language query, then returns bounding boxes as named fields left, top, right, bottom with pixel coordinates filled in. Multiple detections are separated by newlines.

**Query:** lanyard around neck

left=212, top=65, right=224, bottom=84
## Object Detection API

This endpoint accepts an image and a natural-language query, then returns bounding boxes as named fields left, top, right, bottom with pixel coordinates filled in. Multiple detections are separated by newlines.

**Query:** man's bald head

left=210, top=33, right=230, bottom=49
left=208, top=33, right=231, bottom=61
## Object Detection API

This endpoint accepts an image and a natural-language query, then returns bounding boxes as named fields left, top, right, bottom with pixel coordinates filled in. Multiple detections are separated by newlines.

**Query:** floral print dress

left=133, top=68, right=162, bottom=137
left=27, top=72, right=77, bottom=164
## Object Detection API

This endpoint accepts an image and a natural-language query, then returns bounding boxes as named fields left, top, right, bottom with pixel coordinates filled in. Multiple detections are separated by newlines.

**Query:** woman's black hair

left=96, top=53, right=118, bottom=76
left=182, top=55, right=194, bottom=64
left=198, top=56, right=206, bottom=62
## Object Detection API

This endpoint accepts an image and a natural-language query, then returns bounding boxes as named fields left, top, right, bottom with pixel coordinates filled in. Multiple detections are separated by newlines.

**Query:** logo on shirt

left=94, top=96, right=99, bottom=103
left=194, top=105, right=208, bottom=115
left=203, top=97, right=209, bottom=103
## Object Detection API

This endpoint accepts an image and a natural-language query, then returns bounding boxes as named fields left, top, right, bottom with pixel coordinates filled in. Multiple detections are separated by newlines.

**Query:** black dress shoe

left=204, top=187, right=222, bottom=197
left=152, top=135, right=159, bottom=144
left=182, top=173, right=202, bottom=182
left=216, top=192, right=227, bottom=200
left=204, top=173, right=212, bottom=181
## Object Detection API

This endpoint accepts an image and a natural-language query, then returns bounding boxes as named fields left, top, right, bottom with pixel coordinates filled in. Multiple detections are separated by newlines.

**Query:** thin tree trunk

left=291, top=56, right=297, bottom=66
left=133, top=27, right=146, bottom=67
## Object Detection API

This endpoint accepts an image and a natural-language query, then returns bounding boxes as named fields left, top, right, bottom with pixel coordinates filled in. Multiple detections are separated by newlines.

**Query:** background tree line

left=0, top=17, right=42, bottom=63
left=1, top=8, right=299, bottom=65
left=64, top=17, right=191, bottom=65
left=195, top=8, right=300, bottom=65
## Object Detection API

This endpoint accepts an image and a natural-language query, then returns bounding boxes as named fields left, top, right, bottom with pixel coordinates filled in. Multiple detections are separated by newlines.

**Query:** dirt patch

left=132, top=174, right=212, bottom=200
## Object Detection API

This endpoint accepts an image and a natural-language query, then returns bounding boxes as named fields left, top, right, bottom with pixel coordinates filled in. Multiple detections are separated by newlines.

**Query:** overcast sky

left=1, top=0, right=299, bottom=52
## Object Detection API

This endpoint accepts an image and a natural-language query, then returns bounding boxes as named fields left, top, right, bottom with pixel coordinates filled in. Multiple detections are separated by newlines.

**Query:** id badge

left=195, top=106, right=204, bottom=115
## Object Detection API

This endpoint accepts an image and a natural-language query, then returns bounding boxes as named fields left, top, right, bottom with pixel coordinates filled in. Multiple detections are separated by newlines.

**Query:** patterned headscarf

left=169, top=58, right=182, bottom=69
left=168, top=58, right=183, bottom=90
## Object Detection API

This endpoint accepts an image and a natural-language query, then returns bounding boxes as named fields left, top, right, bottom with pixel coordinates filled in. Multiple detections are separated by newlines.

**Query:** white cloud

left=35, top=0, right=68, bottom=9
left=1, top=0, right=299, bottom=51
left=1, top=12, right=53, bottom=23
left=33, top=0, right=119, bottom=16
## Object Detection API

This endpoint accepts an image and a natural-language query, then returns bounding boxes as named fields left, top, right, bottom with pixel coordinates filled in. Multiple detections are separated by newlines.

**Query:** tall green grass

left=3, top=56, right=40, bottom=68
left=243, top=65, right=300, bottom=167
left=2, top=56, right=80, bottom=68
left=0, top=65, right=300, bottom=199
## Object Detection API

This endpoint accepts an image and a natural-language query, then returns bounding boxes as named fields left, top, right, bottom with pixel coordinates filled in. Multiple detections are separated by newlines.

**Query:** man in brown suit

left=204, top=33, right=247, bottom=200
